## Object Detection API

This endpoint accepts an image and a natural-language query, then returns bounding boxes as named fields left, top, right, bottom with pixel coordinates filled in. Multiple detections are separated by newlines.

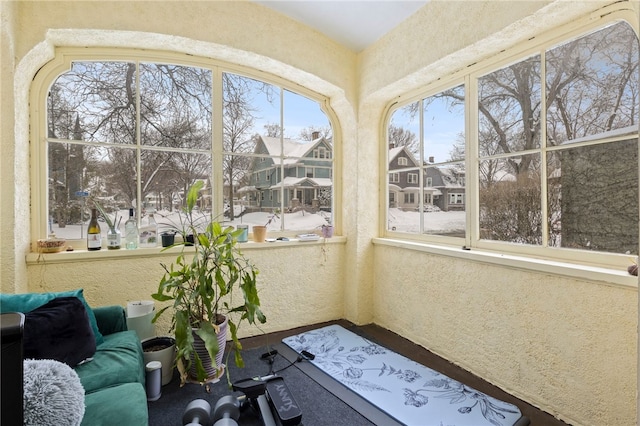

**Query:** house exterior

left=240, top=134, right=332, bottom=212
left=388, top=145, right=465, bottom=212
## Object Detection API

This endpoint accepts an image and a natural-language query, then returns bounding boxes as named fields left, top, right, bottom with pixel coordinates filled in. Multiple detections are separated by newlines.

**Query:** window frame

left=382, top=9, right=640, bottom=271
left=30, top=48, right=341, bottom=250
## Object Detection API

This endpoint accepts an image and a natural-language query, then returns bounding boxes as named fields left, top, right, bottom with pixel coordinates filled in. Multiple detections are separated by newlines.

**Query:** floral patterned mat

left=282, top=325, right=524, bottom=426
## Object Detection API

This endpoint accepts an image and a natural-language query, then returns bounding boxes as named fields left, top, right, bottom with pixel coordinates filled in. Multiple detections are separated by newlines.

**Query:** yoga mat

left=283, top=324, right=526, bottom=426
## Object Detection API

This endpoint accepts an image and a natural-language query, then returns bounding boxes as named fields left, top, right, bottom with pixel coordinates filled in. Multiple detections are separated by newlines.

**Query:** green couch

left=0, top=290, right=148, bottom=425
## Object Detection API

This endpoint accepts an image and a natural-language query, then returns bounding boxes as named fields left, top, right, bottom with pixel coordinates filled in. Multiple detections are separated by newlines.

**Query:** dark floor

left=242, top=320, right=569, bottom=426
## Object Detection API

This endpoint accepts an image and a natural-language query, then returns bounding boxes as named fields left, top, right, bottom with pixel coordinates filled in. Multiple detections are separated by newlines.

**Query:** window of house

left=404, top=193, right=415, bottom=204
left=35, top=51, right=335, bottom=248
left=408, top=173, right=418, bottom=184
left=390, top=173, right=400, bottom=183
left=449, top=193, right=463, bottom=205
left=385, top=17, right=639, bottom=267
left=398, top=157, right=408, bottom=166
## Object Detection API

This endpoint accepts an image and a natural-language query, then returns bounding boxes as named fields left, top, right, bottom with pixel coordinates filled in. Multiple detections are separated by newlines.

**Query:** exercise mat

left=283, top=324, right=528, bottom=426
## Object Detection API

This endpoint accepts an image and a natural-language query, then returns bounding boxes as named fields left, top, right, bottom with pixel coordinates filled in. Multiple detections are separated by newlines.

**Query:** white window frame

left=382, top=9, right=640, bottom=271
left=30, top=47, right=340, bottom=250
left=398, top=157, right=408, bottom=166
left=408, top=173, right=418, bottom=184
left=389, top=173, right=400, bottom=183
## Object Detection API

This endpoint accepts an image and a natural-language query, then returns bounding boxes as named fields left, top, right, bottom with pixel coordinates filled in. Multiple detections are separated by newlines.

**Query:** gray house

left=388, top=145, right=465, bottom=212
left=241, top=133, right=333, bottom=212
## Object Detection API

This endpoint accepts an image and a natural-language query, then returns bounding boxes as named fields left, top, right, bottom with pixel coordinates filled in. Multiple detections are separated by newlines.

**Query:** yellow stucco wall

left=2, top=1, right=639, bottom=425
left=373, top=245, right=637, bottom=426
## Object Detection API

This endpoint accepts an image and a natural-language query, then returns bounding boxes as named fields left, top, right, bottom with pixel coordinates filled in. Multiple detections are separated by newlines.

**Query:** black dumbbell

left=183, top=399, right=211, bottom=426
left=213, top=395, right=241, bottom=426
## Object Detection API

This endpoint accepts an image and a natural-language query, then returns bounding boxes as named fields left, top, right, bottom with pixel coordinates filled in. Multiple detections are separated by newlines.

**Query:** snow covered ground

left=387, top=208, right=465, bottom=234
left=50, top=207, right=465, bottom=241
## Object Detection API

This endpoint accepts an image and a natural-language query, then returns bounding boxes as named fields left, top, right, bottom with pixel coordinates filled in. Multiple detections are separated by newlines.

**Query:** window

left=398, top=157, right=408, bottom=166
left=36, top=51, right=335, bottom=246
left=404, top=193, right=415, bottom=204
left=387, top=85, right=466, bottom=237
left=390, top=173, right=400, bottom=183
left=449, top=193, right=463, bottom=205
left=385, top=18, right=639, bottom=266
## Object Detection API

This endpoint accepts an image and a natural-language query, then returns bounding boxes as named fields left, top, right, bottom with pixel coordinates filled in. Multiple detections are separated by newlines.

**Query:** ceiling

left=252, top=1, right=430, bottom=52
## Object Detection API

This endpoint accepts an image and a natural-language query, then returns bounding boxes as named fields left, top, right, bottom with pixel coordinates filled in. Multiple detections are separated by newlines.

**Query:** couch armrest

left=92, top=306, right=127, bottom=336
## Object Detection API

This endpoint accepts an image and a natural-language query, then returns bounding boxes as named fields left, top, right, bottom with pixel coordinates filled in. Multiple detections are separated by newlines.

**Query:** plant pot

left=161, top=232, right=175, bottom=247
left=321, top=225, right=334, bottom=238
left=188, top=316, right=228, bottom=384
left=185, top=234, right=195, bottom=246
left=142, top=336, right=176, bottom=386
left=252, top=225, right=267, bottom=243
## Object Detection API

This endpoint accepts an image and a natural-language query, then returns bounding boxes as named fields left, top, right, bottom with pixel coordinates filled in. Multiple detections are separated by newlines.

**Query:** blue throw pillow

left=23, top=297, right=96, bottom=368
left=0, top=289, right=104, bottom=345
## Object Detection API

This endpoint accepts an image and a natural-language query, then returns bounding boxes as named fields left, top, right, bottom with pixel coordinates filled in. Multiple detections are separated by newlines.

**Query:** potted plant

left=252, top=211, right=279, bottom=243
left=156, top=182, right=209, bottom=247
left=151, top=182, right=266, bottom=386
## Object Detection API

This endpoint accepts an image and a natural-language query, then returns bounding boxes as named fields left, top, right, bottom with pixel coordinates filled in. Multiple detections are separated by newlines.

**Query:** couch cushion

left=23, top=297, right=96, bottom=367
left=0, top=289, right=104, bottom=345
left=74, top=330, right=145, bottom=394
left=81, top=382, right=148, bottom=426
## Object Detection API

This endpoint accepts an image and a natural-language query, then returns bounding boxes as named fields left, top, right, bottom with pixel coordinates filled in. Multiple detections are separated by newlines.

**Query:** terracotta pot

left=252, top=225, right=267, bottom=243
left=189, top=316, right=228, bottom=383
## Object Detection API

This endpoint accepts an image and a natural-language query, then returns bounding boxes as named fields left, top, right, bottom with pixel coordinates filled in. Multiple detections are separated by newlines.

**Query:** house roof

left=271, top=176, right=332, bottom=189
left=259, top=135, right=332, bottom=165
left=388, top=145, right=419, bottom=166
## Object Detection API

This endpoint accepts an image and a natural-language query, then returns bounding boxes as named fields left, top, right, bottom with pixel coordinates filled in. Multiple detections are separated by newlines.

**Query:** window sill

left=25, top=236, right=346, bottom=265
left=372, top=237, right=638, bottom=289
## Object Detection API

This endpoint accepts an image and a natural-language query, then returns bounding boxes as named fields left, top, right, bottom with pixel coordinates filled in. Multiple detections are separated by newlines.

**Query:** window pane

left=425, top=164, right=466, bottom=237
left=49, top=143, right=135, bottom=240
left=387, top=103, right=420, bottom=233
left=284, top=90, right=332, bottom=143
left=423, top=84, right=465, bottom=163
left=546, top=22, right=640, bottom=146
left=478, top=56, right=541, bottom=155
left=49, top=61, right=136, bottom=144
left=479, top=154, right=542, bottom=244
left=548, top=139, right=638, bottom=254
left=140, top=63, right=212, bottom=150
left=141, top=150, right=211, bottom=212
left=223, top=72, right=279, bottom=154
left=388, top=102, right=420, bottom=158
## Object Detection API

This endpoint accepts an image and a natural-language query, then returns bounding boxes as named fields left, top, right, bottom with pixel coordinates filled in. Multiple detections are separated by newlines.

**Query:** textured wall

left=26, top=241, right=346, bottom=338
left=372, top=245, right=637, bottom=425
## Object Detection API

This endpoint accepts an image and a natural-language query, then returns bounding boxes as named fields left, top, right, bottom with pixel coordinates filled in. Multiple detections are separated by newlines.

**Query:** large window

left=38, top=52, right=334, bottom=246
left=386, top=19, right=639, bottom=265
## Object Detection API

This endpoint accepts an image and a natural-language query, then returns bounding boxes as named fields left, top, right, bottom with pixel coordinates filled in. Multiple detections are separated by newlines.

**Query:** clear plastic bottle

left=140, top=210, right=158, bottom=248
left=124, top=208, right=139, bottom=250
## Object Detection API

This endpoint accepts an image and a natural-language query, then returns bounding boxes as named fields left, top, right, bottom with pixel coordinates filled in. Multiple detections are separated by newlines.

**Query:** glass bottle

left=140, top=210, right=158, bottom=248
left=107, top=226, right=121, bottom=250
left=87, top=208, right=102, bottom=251
left=124, top=208, right=139, bottom=249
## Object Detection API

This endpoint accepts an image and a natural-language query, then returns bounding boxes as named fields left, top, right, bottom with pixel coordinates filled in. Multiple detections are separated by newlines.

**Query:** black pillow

left=23, top=296, right=96, bottom=368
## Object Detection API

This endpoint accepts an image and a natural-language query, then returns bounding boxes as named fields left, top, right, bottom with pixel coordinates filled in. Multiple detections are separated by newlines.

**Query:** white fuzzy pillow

left=23, top=359, right=85, bottom=426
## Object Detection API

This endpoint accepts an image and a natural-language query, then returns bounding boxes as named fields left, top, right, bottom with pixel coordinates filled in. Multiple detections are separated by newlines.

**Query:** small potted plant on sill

left=252, top=211, right=279, bottom=243
left=156, top=182, right=209, bottom=247
left=151, top=182, right=266, bottom=387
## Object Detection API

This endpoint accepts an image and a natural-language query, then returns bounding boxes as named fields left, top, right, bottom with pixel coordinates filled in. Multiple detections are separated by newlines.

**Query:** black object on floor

left=147, top=345, right=374, bottom=426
